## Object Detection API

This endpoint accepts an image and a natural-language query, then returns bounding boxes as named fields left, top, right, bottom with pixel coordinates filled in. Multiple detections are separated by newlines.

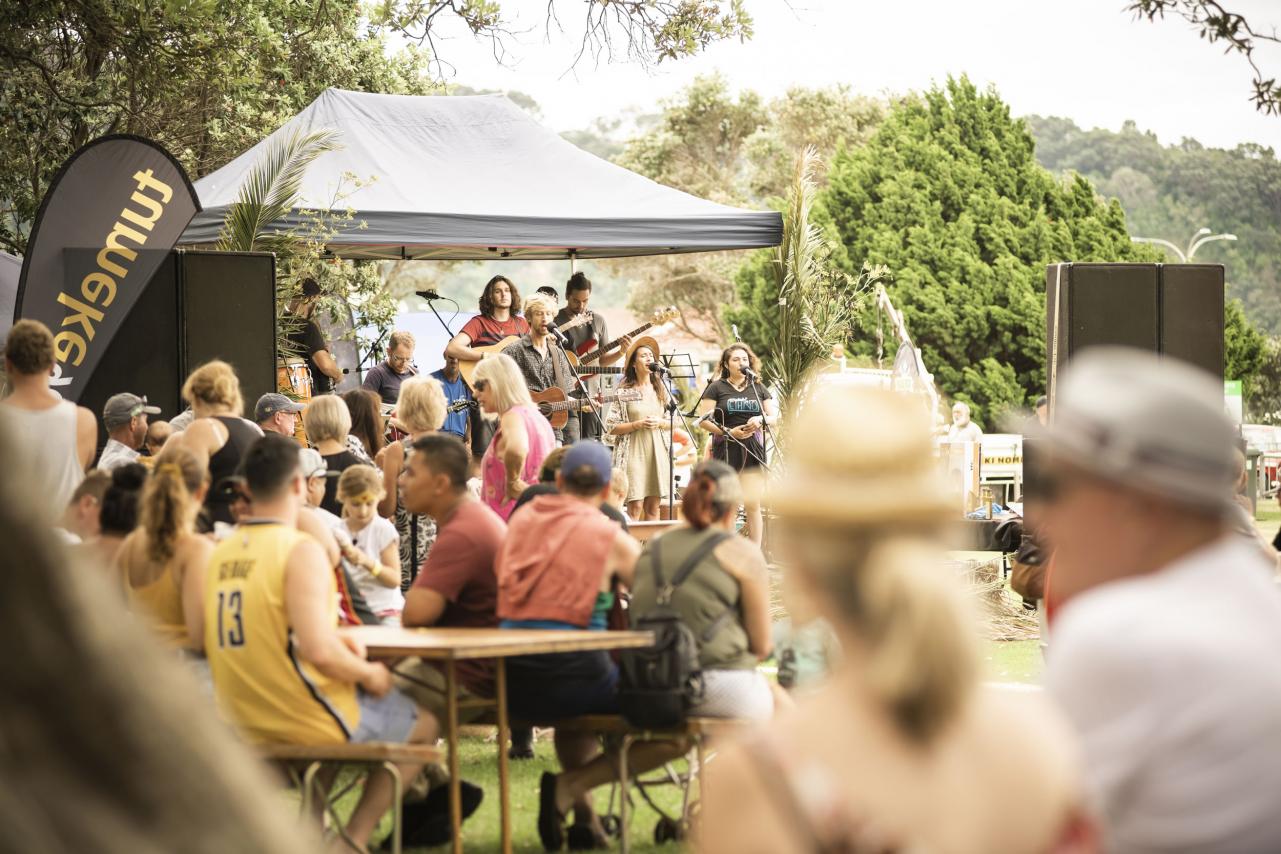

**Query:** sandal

left=538, top=772, right=566, bottom=851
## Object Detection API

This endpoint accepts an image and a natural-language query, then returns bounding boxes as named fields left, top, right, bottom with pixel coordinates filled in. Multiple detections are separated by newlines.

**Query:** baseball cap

left=255, top=393, right=305, bottom=422
left=560, top=440, right=613, bottom=490
left=103, top=393, right=161, bottom=429
left=298, top=447, right=338, bottom=480
left=1036, top=347, right=1237, bottom=513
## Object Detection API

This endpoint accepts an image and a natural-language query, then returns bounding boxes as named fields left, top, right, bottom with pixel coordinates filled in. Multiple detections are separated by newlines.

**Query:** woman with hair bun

left=697, top=385, right=1091, bottom=854
left=114, top=446, right=213, bottom=656
left=174, top=360, right=262, bottom=525
left=82, top=462, right=148, bottom=567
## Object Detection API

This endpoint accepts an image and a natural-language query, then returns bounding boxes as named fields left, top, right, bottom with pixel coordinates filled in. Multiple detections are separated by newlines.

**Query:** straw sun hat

left=765, top=383, right=954, bottom=525
left=625, top=335, right=661, bottom=368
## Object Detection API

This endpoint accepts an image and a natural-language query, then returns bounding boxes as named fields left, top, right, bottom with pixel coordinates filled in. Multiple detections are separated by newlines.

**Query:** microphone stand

left=656, top=368, right=698, bottom=519
left=710, top=409, right=772, bottom=472
left=549, top=328, right=603, bottom=443
left=420, top=291, right=456, bottom=337
left=744, top=370, right=779, bottom=465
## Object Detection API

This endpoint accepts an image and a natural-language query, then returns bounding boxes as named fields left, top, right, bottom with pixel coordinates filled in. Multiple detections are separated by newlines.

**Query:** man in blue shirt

left=431, top=350, right=472, bottom=445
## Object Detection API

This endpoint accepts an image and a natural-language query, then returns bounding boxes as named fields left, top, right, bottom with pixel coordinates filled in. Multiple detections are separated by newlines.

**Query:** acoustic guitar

left=530, top=386, right=643, bottom=430
left=567, top=306, right=679, bottom=367
left=456, top=312, right=593, bottom=387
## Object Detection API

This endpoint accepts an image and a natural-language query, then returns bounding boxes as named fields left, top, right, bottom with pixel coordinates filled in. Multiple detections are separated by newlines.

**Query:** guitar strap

left=550, top=341, right=569, bottom=393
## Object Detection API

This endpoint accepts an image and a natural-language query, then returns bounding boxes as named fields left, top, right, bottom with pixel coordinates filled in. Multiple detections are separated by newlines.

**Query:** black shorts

left=713, top=435, right=765, bottom=472
left=505, top=650, right=619, bottom=723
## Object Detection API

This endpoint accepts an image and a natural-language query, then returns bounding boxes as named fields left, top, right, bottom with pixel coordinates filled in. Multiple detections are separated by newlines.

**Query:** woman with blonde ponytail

left=114, top=445, right=213, bottom=656
left=698, top=386, right=1094, bottom=854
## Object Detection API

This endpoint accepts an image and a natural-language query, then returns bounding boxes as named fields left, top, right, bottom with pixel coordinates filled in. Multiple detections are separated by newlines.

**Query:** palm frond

left=766, top=146, right=868, bottom=419
left=216, top=128, right=343, bottom=252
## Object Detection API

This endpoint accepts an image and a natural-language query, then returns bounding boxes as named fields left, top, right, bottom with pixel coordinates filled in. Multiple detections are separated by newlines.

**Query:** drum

left=276, top=359, right=312, bottom=444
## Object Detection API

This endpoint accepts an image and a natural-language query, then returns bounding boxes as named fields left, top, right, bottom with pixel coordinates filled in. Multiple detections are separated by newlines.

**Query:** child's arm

left=339, top=540, right=401, bottom=589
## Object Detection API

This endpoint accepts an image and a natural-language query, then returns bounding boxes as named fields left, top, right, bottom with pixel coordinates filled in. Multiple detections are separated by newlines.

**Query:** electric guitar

left=567, top=306, right=680, bottom=367
left=530, top=387, right=643, bottom=430
left=457, top=312, right=593, bottom=387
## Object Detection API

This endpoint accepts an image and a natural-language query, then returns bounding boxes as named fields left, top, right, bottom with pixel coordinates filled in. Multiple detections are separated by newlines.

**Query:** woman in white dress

left=605, top=336, right=672, bottom=521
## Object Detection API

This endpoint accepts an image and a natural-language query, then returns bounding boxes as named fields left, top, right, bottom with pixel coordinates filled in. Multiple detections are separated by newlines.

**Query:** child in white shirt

left=336, top=465, right=403, bottom=625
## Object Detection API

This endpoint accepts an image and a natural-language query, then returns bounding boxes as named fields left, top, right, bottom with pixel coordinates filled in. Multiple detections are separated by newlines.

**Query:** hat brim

left=745, top=469, right=956, bottom=525
left=625, top=335, right=661, bottom=366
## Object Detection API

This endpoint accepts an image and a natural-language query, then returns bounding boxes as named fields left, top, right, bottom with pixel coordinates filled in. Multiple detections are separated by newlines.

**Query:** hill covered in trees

left=1026, top=116, right=1281, bottom=334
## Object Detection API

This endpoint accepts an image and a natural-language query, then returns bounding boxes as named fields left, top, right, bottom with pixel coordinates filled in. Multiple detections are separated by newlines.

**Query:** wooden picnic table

left=342, top=626, right=654, bottom=854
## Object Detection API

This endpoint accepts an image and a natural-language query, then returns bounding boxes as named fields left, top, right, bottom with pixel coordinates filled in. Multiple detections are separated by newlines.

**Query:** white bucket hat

left=1039, top=347, right=1237, bottom=513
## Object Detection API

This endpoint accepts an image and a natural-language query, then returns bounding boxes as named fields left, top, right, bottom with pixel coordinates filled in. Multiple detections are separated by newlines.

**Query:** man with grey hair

left=97, top=392, right=160, bottom=471
left=363, top=329, right=417, bottom=406
left=1038, top=347, right=1281, bottom=853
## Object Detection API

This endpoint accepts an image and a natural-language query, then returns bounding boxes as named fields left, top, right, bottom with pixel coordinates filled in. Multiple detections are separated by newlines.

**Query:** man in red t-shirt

left=445, top=275, right=530, bottom=360
left=395, top=432, right=506, bottom=844
left=445, top=276, right=530, bottom=457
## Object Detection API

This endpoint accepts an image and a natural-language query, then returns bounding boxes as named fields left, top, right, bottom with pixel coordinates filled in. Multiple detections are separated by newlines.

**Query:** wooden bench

left=259, top=742, right=441, bottom=854
left=544, top=715, right=754, bottom=853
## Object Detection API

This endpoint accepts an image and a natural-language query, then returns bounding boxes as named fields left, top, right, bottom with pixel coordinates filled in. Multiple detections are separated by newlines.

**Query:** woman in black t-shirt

left=301, top=395, right=364, bottom=515
left=696, top=343, right=778, bottom=545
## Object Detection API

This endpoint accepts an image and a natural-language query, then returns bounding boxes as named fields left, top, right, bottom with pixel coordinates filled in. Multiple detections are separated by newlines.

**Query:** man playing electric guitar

left=553, top=272, right=628, bottom=440
left=502, top=293, right=582, bottom=444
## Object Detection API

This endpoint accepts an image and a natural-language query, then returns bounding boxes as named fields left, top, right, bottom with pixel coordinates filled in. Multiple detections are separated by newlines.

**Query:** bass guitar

left=457, top=312, right=594, bottom=387
left=530, top=386, right=643, bottom=431
left=567, top=306, right=679, bottom=367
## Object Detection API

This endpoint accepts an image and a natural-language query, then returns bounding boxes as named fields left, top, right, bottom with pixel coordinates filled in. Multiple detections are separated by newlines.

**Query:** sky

left=415, top=0, right=1281, bottom=150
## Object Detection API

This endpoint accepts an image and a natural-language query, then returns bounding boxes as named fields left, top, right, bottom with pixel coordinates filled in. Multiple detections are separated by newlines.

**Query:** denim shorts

left=352, top=687, right=419, bottom=743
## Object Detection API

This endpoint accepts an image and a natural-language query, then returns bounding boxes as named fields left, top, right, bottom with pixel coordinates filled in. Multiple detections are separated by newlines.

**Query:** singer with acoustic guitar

left=695, top=343, right=777, bottom=545
left=502, top=293, right=582, bottom=443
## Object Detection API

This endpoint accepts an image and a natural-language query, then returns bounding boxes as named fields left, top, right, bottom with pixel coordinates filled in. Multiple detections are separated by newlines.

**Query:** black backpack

left=618, top=531, right=732, bottom=729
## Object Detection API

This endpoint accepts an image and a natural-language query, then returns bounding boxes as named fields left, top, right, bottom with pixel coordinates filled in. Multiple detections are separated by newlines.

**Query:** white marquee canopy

left=180, top=88, right=782, bottom=260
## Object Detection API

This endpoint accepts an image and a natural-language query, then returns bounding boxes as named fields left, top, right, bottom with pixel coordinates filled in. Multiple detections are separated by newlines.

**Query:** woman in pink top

left=472, top=354, right=556, bottom=520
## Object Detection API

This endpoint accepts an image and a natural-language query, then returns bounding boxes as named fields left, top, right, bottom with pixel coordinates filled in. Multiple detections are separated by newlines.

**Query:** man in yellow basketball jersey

left=205, top=433, right=438, bottom=849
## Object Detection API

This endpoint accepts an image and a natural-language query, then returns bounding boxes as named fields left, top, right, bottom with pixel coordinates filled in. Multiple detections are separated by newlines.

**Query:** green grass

left=323, top=735, right=693, bottom=853
left=982, top=639, right=1043, bottom=684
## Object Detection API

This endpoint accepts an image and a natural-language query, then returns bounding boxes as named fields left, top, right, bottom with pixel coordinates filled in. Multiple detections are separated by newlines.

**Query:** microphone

left=416, top=289, right=441, bottom=300
left=546, top=322, right=570, bottom=347
left=650, top=364, right=670, bottom=375
left=742, top=366, right=758, bottom=381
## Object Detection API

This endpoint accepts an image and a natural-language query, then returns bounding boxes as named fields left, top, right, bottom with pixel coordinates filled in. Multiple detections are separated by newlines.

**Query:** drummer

left=287, top=277, right=343, bottom=395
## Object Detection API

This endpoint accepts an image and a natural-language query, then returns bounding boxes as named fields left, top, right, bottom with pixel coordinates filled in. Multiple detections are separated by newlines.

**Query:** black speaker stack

left=1046, top=262, right=1224, bottom=405
left=80, top=249, right=276, bottom=450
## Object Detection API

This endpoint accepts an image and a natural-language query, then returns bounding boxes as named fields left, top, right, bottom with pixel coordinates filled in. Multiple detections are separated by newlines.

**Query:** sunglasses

left=472, top=380, right=488, bottom=392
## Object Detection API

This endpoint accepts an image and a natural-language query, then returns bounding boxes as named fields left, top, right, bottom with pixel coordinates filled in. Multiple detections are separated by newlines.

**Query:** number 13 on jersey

left=217, top=589, right=245, bottom=648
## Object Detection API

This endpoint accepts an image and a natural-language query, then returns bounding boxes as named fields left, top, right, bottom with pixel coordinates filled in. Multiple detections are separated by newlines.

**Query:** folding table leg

left=446, top=658, right=462, bottom=854
left=495, top=658, right=512, bottom=854
left=385, top=760, right=404, bottom=854
left=618, top=734, right=635, bottom=854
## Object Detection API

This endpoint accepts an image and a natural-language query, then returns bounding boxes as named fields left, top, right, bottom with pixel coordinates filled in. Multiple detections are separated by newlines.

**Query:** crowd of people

left=6, top=264, right=1281, bottom=854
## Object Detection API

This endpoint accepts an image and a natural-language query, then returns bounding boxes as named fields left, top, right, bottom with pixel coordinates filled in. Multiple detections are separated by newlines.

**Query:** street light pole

left=1132, top=228, right=1237, bottom=261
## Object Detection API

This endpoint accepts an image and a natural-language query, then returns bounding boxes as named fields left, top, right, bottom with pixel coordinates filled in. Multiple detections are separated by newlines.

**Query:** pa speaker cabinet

left=178, top=250, right=276, bottom=413
left=1160, top=264, right=1224, bottom=379
left=81, top=252, right=183, bottom=449
left=1046, top=262, right=1224, bottom=403
left=80, top=250, right=275, bottom=454
left=1046, top=263, right=1160, bottom=402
